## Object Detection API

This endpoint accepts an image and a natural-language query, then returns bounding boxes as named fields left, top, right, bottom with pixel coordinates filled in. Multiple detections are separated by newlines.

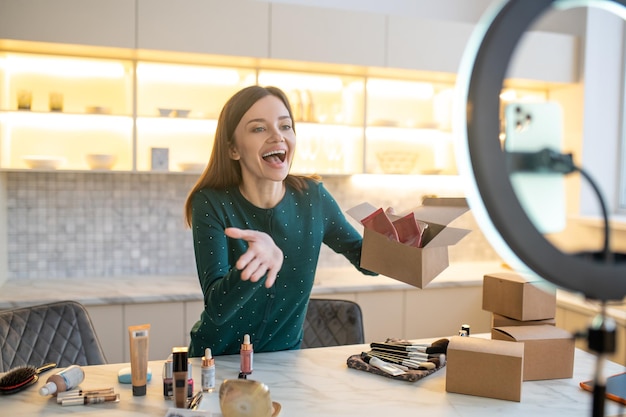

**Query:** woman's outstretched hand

left=225, top=227, right=284, bottom=288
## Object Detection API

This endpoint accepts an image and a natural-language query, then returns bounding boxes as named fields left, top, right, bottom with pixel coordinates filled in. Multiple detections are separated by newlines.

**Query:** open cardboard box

left=347, top=197, right=470, bottom=288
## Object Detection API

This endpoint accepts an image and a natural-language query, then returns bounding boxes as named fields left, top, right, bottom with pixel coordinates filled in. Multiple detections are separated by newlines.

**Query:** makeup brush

left=0, top=363, right=57, bottom=395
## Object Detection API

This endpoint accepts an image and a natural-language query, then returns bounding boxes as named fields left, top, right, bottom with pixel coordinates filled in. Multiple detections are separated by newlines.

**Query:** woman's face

left=230, top=95, right=296, bottom=184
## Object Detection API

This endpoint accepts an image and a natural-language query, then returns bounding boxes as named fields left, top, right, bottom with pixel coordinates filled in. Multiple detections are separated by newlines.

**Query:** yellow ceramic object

left=219, top=379, right=280, bottom=417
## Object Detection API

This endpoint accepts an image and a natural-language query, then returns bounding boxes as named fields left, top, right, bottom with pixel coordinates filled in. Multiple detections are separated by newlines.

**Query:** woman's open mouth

left=262, top=149, right=287, bottom=164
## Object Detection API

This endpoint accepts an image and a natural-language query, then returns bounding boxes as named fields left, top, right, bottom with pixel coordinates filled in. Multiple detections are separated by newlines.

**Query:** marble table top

left=3, top=337, right=625, bottom=417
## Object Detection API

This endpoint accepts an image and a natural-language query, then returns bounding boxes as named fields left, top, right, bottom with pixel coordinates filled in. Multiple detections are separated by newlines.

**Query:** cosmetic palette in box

left=445, top=336, right=524, bottom=402
left=347, top=198, right=470, bottom=289
left=491, top=325, right=574, bottom=381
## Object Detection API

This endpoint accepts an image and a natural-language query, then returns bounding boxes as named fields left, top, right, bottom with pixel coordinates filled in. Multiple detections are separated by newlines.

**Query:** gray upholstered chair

left=0, top=300, right=107, bottom=372
left=302, top=298, right=364, bottom=348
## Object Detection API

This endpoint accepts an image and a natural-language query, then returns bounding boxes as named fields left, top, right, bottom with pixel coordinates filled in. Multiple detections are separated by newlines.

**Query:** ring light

left=455, top=0, right=626, bottom=301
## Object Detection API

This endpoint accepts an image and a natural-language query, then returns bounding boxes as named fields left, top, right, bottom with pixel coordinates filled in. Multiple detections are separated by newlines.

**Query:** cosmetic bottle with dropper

left=239, top=334, right=253, bottom=378
left=201, top=347, right=215, bottom=392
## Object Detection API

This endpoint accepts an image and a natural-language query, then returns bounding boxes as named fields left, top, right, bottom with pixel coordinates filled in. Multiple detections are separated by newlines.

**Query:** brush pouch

left=346, top=354, right=445, bottom=382
left=346, top=337, right=448, bottom=382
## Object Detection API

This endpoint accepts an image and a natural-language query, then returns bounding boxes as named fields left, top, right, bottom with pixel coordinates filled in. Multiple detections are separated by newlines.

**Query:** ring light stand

left=455, top=1, right=626, bottom=416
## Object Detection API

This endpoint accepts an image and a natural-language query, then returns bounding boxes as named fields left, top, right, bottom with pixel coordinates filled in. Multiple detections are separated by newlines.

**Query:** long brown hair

left=184, top=85, right=319, bottom=227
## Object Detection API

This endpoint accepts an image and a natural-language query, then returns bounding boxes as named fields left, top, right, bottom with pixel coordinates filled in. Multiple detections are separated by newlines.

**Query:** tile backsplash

left=5, top=172, right=499, bottom=281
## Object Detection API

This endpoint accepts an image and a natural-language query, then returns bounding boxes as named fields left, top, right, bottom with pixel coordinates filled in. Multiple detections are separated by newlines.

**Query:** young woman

left=184, top=85, right=375, bottom=356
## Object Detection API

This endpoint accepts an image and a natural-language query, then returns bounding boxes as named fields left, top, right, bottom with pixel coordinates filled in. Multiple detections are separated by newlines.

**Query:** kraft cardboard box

left=347, top=198, right=470, bottom=289
left=492, top=325, right=574, bottom=381
left=446, top=336, right=524, bottom=402
left=492, top=313, right=556, bottom=328
left=482, top=272, right=556, bottom=321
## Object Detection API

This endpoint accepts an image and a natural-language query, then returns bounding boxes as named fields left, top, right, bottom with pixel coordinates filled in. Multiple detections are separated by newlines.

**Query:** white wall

left=579, top=7, right=625, bottom=216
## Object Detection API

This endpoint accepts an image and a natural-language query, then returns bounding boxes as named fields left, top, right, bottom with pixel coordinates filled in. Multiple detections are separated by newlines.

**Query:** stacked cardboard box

left=446, top=335, right=524, bottom=401
left=492, top=313, right=555, bottom=328
left=482, top=272, right=557, bottom=323
left=445, top=271, right=574, bottom=402
left=483, top=272, right=574, bottom=381
left=491, top=325, right=574, bottom=381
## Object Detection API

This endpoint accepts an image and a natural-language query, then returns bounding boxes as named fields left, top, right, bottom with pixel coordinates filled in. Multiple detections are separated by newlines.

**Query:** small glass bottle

left=201, top=347, right=216, bottom=392
left=239, top=334, right=253, bottom=377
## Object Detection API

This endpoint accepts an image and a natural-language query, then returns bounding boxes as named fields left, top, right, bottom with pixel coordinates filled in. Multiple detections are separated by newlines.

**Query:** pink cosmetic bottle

left=239, top=334, right=253, bottom=377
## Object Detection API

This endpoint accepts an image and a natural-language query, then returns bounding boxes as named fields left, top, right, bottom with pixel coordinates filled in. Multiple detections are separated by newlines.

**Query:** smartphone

left=580, top=372, right=626, bottom=405
left=504, top=101, right=566, bottom=234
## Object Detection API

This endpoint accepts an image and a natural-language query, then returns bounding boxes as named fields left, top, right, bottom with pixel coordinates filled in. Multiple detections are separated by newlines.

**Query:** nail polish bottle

left=240, top=334, right=253, bottom=376
left=162, top=358, right=173, bottom=398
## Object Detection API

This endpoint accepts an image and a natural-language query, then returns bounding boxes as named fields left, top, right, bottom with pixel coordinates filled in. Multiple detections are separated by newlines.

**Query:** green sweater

left=188, top=180, right=375, bottom=357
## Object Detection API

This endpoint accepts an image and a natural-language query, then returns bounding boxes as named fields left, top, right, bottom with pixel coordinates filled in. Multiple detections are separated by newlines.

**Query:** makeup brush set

left=346, top=338, right=449, bottom=382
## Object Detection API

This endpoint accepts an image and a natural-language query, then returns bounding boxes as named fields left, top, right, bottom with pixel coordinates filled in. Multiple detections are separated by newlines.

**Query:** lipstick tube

left=61, top=393, right=120, bottom=406
left=172, top=347, right=188, bottom=408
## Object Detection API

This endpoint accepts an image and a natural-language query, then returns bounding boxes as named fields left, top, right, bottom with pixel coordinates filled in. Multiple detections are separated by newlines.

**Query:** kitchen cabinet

left=356, top=291, right=404, bottom=342
left=84, top=283, right=490, bottom=364
left=387, top=15, right=578, bottom=84
left=404, top=286, right=491, bottom=339
left=270, top=3, right=386, bottom=67
left=124, top=302, right=185, bottom=362
left=185, top=301, right=205, bottom=347
left=258, top=69, right=366, bottom=175
left=364, top=77, right=456, bottom=174
left=507, top=30, right=579, bottom=84
left=0, top=52, right=134, bottom=170
left=556, top=298, right=626, bottom=366
left=135, top=61, right=256, bottom=172
left=0, top=38, right=565, bottom=175
left=387, top=17, right=474, bottom=74
left=87, top=301, right=202, bottom=364
left=0, top=0, right=135, bottom=49
left=136, top=0, right=270, bottom=58
left=313, top=285, right=492, bottom=343
left=84, top=304, right=125, bottom=364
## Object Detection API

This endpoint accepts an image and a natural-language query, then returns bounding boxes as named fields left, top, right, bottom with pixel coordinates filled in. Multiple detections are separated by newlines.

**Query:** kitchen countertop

left=0, top=262, right=505, bottom=309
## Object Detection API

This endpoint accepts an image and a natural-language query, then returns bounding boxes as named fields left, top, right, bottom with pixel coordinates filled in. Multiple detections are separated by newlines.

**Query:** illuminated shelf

left=0, top=41, right=552, bottom=175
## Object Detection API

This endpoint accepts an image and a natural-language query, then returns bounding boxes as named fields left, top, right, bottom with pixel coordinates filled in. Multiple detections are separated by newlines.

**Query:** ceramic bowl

left=375, top=151, right=419, bottom=174
left=173, top=109, right=191, bottom=118
left=86, top=154, right=117, bottom=170
left=219, top=379, right=280, bottom=417
left=85, top=106, right=112, bottom=115
left=158, top=108, right=173, bottom=117
left=23, top=155, right=65, bottom=170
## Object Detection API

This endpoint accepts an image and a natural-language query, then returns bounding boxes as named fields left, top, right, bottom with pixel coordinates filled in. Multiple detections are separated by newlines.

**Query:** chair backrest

left=0, top=300, right=107, bottom=372
left=302, top=298, right=364, bottom=348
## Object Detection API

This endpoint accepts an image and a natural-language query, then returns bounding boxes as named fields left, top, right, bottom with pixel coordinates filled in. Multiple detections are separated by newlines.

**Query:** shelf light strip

left=257, top=73, right=344, bottom=92
left=366, top=79, right=434, bottom=99
left=136, top=63, right=241, bottom=85
left=0, top=112, right=132, bottom=131
left=0, top=55, right=126, bottom=78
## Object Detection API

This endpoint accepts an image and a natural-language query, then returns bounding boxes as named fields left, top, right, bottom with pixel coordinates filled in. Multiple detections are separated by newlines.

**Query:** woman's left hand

left=225, top=227, right=284, bottom=288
